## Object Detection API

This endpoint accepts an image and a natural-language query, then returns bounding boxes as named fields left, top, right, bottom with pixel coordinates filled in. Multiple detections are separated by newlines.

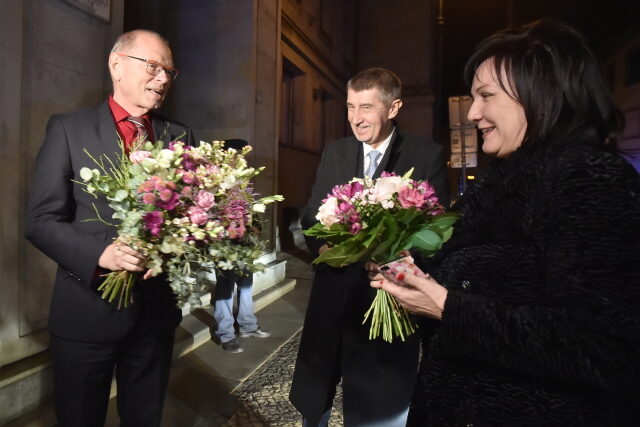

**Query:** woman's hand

left=369, top=271, right=448, bottom=320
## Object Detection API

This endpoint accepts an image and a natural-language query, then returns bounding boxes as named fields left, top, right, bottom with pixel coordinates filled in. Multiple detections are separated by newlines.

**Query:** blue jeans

left=213, top=269, right=258, bottom=343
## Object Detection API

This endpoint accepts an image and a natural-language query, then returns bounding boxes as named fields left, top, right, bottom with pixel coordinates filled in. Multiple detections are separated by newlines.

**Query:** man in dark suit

left=25, top=30, right=193, bottom=426
left=289, top=68, right=449, bottom=426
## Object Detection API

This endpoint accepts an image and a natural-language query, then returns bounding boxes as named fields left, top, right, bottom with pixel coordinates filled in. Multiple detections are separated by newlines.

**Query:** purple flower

left=350, top=222, right=362, bottom=234
left=416, top=181, right=437, bottom=200
left=223, top=199, right=249, bottom=222
left=156, top=192, right=180, bottom=210
left=143, top=211, right=164, bottom=237
left=182, top=153, right=197, bottom=171
left=331, top=181, right=363, bottom=201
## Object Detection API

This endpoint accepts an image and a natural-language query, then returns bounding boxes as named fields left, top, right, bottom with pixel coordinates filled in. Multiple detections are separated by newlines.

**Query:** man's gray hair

left=111, top=29, right=169, bottom=53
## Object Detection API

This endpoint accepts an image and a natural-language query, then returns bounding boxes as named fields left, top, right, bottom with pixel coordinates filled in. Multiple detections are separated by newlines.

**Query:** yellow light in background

left=467, top=175, right=475, bottom=180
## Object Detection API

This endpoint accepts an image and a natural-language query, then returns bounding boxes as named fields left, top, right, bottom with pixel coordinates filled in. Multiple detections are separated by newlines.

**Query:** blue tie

left=365, top=150, right=382, bottom=177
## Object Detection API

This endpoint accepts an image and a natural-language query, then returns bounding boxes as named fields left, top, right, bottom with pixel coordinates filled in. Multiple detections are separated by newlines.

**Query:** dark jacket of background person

left=409, top=140, right=640, bottom=426
left=290, top=128, right=449, bottom=425
left=25, top=100, right=194, bottom=343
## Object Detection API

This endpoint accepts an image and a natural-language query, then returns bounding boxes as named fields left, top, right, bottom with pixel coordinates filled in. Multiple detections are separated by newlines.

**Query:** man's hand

left=99, top=243, right=147, bottom=273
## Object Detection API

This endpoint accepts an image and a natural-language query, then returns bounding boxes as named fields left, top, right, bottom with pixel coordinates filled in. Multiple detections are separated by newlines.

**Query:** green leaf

left=312, top=238, right=368, bottom=267
left=110, top=189, right=128, bottom=202
left=428, top=213, right=460, bottom=231
left=407, top=228, right=443, bottom=252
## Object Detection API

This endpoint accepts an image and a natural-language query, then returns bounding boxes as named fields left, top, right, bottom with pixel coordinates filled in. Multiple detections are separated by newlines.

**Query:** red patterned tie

left=126, top=116, right=149, bottom=150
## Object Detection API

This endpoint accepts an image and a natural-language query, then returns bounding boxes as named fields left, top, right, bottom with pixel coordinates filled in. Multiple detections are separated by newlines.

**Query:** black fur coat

left=410, top=141, right=640, bottom=426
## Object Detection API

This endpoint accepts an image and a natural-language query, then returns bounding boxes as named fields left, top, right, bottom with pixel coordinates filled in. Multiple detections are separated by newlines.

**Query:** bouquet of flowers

left=304, top=170, right=458, bottom=342
left=78, top=139, right=283, bottom=308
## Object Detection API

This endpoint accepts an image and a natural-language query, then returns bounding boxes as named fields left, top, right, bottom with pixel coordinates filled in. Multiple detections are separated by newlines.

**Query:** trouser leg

left=213, top=270, right=237, bottom=342
left=115, top=315, right=175, bottom=427
left=236, top=273, right=258, bottom=332
left=49, top=334, right=116, bottom=427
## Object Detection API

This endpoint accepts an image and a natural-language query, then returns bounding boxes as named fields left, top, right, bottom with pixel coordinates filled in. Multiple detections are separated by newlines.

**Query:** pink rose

left=316, top=197, right=340, bottom=226
left=129, top=150, right=151, bottom=164
left=187, top=206, right=209, bottom=225
left=195, top=190, right=216, bottom=210
left=398, top=187, right=426, bottom=209
left=138, top=176, right=158, bottom=192
left=142, top=192, right=156, bottom=205
left=181, top=186, right=193, bottom=196
left=159, top=189, right=174, bottom=202
left=182, top=171, right=197, bottom=185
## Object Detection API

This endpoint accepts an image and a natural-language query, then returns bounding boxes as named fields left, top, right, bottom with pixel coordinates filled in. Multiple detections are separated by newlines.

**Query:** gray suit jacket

left=25, top=100, right=194, bottom=343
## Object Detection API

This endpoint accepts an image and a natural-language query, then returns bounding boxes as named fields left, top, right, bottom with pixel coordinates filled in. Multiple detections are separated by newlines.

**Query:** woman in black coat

left=370, top=20, right=640, bottom=426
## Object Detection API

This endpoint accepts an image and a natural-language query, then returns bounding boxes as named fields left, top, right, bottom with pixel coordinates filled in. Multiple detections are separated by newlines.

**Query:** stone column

left=164, top=0, right=281, bottom=251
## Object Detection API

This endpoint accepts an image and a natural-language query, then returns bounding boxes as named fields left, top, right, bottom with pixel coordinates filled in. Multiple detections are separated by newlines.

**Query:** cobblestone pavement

left=221, top=331, right=343, bottom=426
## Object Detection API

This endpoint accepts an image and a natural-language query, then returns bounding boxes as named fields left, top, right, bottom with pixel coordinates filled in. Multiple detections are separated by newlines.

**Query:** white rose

left=253, top=203, right=266, bottom=213
left=372, top=176, right=404, bottom=202
left=316, top=196, right=340, bottom=226
left=156, top=149, right=175, bottom=169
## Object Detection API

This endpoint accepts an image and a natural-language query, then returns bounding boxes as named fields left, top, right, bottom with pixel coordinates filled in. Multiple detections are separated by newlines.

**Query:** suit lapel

left=95, top=101, right=122, bottom=160
left=346, top=137, right=364, bottom=178
left=151, top=114, right=168, bottom=143
left=374, top=128, right=402, bottom=178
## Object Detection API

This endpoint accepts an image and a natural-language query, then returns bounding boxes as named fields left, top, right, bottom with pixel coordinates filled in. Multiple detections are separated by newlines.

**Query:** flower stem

left=363, top=289, right=417, bottom=343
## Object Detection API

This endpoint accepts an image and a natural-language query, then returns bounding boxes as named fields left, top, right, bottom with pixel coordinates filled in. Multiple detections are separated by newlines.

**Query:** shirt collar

left=108, top=94, right=151, bottom=123
left=362, top=127, right=395, bottom=158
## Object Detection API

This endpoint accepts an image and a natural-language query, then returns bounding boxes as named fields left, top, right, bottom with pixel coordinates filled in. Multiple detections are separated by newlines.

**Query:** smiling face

left=468, top=59, right=527, bottom=158
left=347, top=88, right=401, bottom=148
left=109, top=32, right=173, bottom=116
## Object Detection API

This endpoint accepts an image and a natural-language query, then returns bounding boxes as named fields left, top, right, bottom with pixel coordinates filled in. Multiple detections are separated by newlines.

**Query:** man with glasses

left=290, top=68, right=449, bottom=426
left=25, top=29, right=193, bottom=426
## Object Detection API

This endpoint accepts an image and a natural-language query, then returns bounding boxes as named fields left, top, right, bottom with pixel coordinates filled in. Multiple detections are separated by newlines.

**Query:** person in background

left=213, top=139, right=271, bottom=354
left=290, top=68, right=449, bottom=426
left=25, top=30, right=194, bottom=426
left=369, top=19, right=640, bottom=426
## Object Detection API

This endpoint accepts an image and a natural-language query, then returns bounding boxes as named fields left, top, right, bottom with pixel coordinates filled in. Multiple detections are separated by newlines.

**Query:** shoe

left=239, top=327, right=271, bottom=338
left=221, top=338, right=243, bottom=353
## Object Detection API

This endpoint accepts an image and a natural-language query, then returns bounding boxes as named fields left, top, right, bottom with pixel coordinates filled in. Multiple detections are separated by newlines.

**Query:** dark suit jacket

left=290, top=129, right=450, bottom=423
left=25, top=100, right=194, bottom=343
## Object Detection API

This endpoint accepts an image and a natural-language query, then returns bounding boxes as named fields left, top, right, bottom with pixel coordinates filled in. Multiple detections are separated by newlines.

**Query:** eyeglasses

left=116, top=52, right=179, bottom=80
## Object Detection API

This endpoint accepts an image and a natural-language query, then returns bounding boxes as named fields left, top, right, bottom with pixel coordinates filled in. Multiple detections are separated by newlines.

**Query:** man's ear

left=108, top=52, right=122, bottom=82
left=388, top=99, right=403, bottom=119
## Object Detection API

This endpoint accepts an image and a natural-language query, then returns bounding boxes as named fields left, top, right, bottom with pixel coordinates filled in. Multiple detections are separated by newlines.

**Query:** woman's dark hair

left=464, top=19, right=624, bottom=148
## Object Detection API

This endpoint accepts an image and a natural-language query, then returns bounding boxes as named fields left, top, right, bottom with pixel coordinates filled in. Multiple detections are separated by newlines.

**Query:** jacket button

left=461, top=280, right=471, bottom=290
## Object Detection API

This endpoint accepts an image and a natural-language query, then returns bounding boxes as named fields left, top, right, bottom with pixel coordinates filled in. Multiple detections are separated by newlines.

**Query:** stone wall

left=0, top=0, right=124, bottom=368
